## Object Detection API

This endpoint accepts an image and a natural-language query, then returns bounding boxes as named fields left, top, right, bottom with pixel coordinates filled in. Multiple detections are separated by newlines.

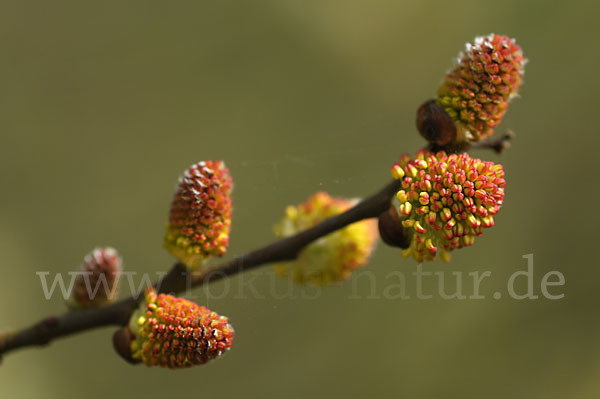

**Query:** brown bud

left=416, top=99, right=457, bottom=146
left=378, top=206, right=412, bottom=249
left=112, top=327, right=140, bottom=365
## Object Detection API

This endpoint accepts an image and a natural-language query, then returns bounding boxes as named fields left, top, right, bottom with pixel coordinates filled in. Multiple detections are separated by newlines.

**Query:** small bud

left=69, top=247, right=122, bottom=309
left=390, top=150, right=506, bottom=262
left=416, top=99, right=457, bottom=146
left=437, top=34, right=525, bottom=142
left=124, top=288, right=234, bottom=369
left=378, top=206, right=412, bottom=249
left=274, top=192, right=377, bottom=285
left=164, top=160, right=233, bottom=270
left=112, top=327, right=139, bottom=365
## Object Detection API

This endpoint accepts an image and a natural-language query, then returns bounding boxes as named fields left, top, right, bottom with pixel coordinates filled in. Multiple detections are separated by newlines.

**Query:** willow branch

left=470, top=130, right=515, bottom=154
left=0, top=179, right=401, bottom=361
left=191, top=179, right=401, bottom=286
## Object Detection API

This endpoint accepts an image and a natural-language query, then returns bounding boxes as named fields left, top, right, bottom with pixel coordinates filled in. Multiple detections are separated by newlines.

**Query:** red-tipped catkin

left=437, top=34, right=525, bottom=142
left=390, top=150, right=505, bottom=262
left=164, top=160, right=233, bottom=269
left=70, top=247, right=122, bottom=308
left=128, top=289, right=234, bottom=369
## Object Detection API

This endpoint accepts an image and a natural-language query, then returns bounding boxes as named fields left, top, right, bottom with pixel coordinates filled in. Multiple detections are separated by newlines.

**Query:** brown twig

left=0, top=179, right=401, bottom=360
left=470, top=130, right=515, bottom=154
left=426, top=130, right=515, bottom=155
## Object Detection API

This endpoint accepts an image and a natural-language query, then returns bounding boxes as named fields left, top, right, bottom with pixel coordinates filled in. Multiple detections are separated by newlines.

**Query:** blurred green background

left=1, top=0, right=598, bottom=398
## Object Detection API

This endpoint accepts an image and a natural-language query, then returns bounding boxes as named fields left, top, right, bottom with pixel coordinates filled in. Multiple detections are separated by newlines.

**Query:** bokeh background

left=1, top=1, right=598, bottom=398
